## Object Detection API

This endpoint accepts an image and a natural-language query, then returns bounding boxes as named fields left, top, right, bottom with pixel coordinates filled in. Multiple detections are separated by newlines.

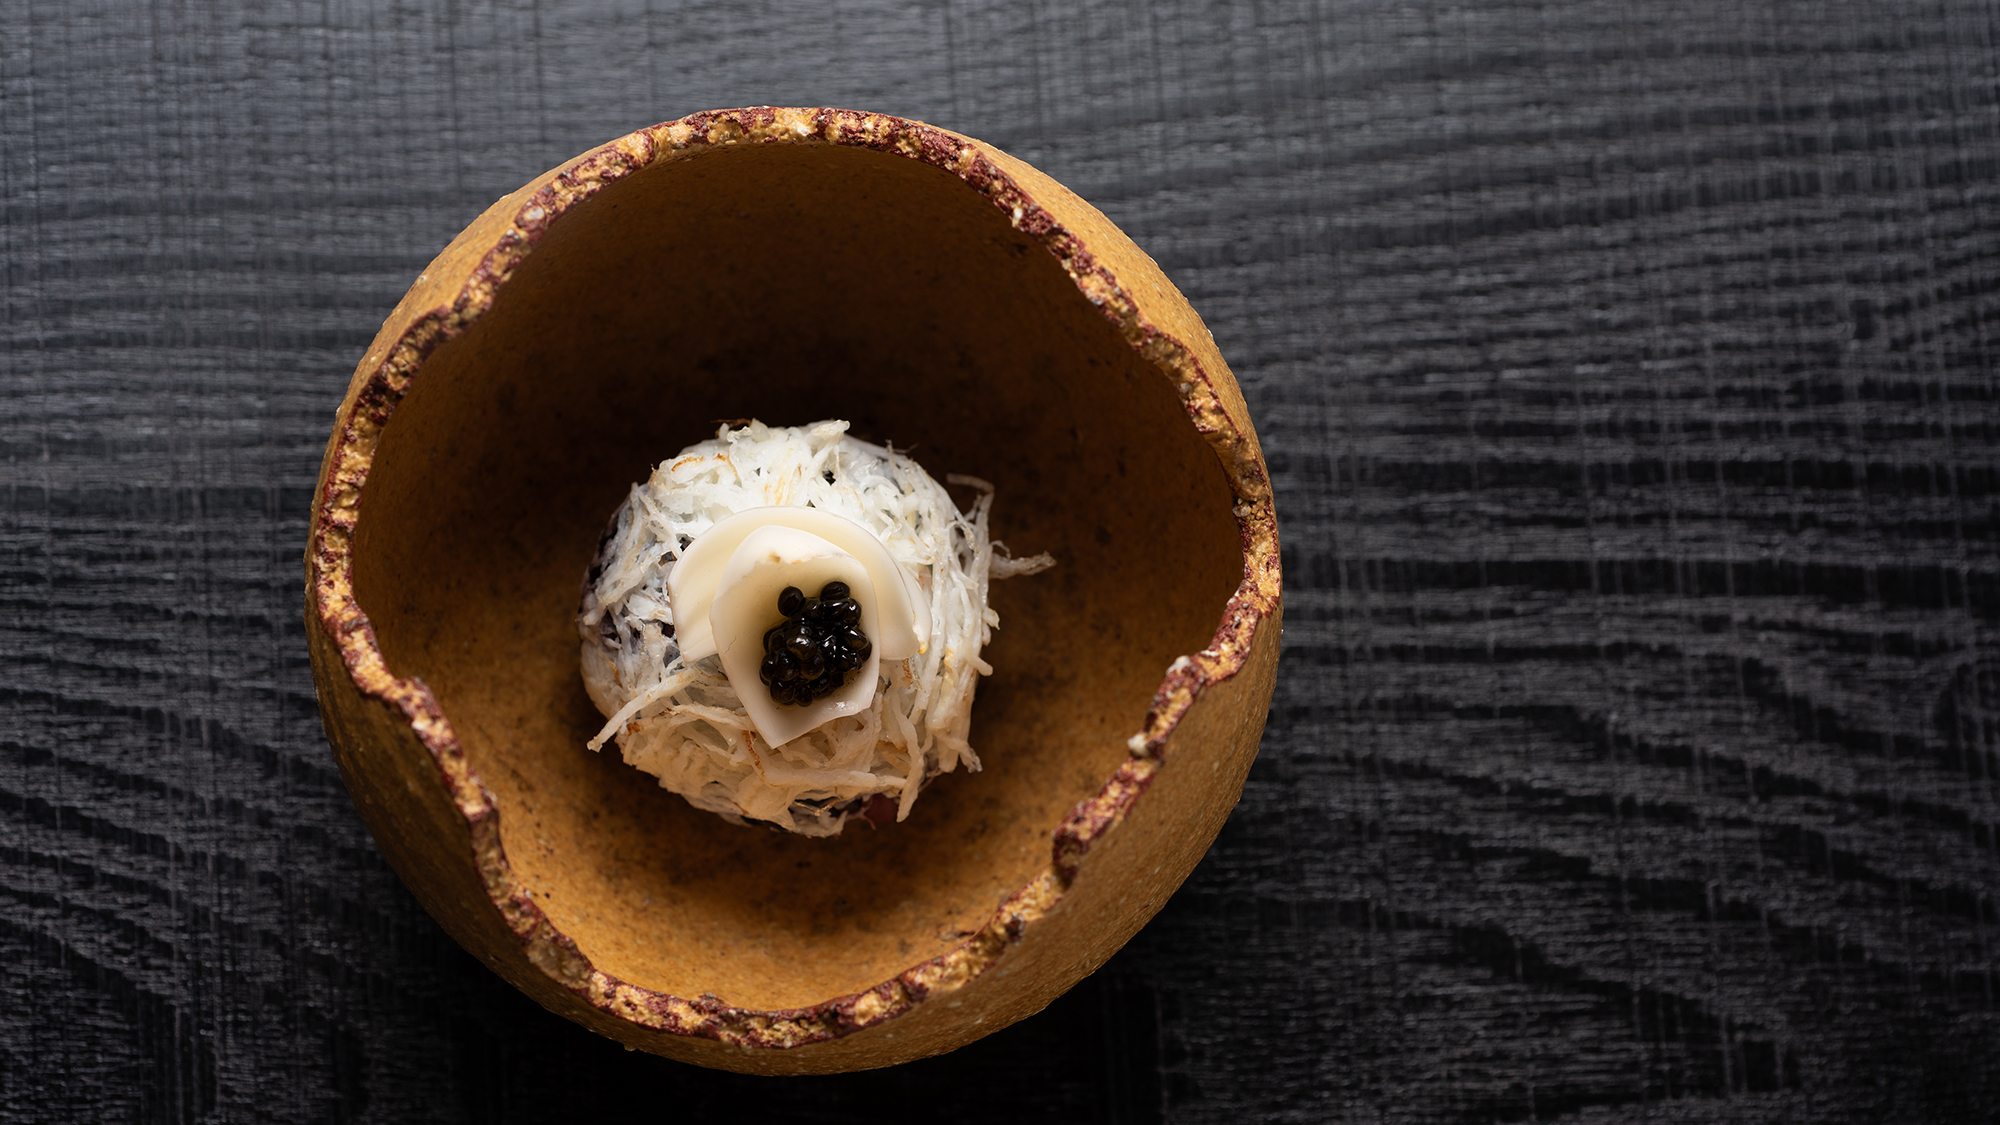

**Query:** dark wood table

left=5, top=1, right=1998, bottom=1120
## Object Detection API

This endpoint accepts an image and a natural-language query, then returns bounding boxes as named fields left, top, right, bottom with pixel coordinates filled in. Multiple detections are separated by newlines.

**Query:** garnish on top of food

left=577, top=419, right=1053, bottom=837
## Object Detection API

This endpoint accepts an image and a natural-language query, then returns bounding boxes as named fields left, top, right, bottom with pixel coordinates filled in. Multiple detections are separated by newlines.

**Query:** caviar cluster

left=759, top=582, right=873, bottom=706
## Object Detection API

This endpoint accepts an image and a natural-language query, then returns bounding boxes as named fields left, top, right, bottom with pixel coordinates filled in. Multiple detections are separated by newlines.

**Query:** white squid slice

left=708, top=525, right=882, bottom=748
left=669, top=506, right=927, bottom=665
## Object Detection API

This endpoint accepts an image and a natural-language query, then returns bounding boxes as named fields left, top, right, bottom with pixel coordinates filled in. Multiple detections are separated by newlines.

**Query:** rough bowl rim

left=305, top=106, right=1281, bottom=1051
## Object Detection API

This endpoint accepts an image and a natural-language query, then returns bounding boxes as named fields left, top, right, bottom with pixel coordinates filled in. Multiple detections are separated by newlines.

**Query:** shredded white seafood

left=577, top=419, right=1053, bottom=837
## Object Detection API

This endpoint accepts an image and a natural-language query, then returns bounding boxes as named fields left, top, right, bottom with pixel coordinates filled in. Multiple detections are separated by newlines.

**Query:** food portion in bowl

left=577, top=419, right=1053, bottom=836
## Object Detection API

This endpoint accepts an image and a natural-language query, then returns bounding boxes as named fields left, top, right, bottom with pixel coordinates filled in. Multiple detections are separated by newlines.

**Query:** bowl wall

left=308, top=109, right=1281, bottom=1072
left=349, top=141, right=1242, bottom=1009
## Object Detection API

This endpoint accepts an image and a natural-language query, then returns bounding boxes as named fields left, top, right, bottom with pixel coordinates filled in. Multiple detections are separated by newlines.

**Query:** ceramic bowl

left=305, top=107, right=1280, bottom=1074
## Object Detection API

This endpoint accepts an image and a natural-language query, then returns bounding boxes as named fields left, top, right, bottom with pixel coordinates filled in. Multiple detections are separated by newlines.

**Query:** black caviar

left=758, top=581, right=872, bottom=706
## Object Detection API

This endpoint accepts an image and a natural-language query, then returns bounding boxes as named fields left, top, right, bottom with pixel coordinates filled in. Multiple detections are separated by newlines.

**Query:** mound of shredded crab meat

left=577, top=420, right=1053, bottom=836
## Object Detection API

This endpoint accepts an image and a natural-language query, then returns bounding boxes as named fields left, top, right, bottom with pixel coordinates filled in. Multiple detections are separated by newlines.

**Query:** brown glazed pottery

left=305, top=107, right=1281, bottom=1074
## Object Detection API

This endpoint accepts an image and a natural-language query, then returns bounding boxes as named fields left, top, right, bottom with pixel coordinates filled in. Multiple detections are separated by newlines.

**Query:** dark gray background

left=5, top=0, right=2000, bottom=1121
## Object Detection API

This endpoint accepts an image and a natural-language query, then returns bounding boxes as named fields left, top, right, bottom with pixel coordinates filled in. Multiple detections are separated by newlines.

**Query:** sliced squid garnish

left=668, top=507, right=926, bottom=746
left=707, top=526, right=881, bottom=748
left=669, top=506, right=926, bottom=664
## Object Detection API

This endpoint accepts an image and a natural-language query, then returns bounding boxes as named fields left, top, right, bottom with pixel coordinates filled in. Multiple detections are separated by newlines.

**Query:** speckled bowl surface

left=305, top=107, right=1280, bottom=1074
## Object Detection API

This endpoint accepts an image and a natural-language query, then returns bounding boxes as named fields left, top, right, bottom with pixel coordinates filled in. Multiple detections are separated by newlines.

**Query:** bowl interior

left=350, top=141, right=1242, bottom=1011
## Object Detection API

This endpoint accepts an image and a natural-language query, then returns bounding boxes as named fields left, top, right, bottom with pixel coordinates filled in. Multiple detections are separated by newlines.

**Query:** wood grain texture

left=2, top=0, right=1997, bottom=1120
